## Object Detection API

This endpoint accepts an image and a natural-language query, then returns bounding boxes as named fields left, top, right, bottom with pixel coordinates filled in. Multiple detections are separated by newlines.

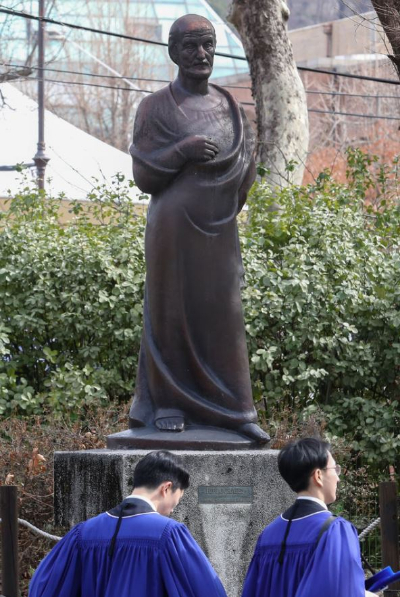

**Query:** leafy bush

left=243, top=148, right=400, bottom=469
left=0, top=175, right=146, bottom=416
left=1, top=152, right=400, bottom=470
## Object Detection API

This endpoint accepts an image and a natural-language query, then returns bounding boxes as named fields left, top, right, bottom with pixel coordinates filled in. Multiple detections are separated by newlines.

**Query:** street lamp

left=33, top=0, right=50, bottom=190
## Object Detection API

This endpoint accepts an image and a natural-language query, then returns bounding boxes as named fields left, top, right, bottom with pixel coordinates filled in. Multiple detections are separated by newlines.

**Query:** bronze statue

left=125, top=14, right=269, bottom=446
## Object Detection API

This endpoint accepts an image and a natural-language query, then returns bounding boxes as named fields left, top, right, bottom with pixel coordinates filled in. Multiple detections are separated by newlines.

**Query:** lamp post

left=33, top=0, right=50, bottom=190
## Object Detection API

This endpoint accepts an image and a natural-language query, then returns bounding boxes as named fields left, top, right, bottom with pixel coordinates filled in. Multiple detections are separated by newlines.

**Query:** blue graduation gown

left=242, top=499, right=365, bottom=597
left=29, top=499, right=227, bottom=597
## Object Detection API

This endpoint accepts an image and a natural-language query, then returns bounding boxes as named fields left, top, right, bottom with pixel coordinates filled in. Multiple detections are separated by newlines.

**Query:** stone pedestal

left=54, top=449, right=294, bottom=597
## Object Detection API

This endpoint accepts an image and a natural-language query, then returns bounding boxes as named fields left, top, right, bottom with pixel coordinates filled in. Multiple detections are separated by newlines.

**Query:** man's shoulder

left=256, top=511, right=350, bottom=548
left=80, top=511, right=180, bottom=542
left=325, top=514, right=357, bottom=535
left=256, top=513, right=286, bottom=543
left=307, top=514, right=359, bottom=549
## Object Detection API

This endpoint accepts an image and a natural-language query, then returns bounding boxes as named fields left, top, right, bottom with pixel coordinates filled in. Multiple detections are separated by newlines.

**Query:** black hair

left=132, top=450, right=190, bottom=491
left=277, top=437, right=331, bottom=493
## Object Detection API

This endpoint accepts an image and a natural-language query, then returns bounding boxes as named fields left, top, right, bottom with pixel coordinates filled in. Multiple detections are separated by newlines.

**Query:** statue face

left=175, top=26, right=216, bottom=80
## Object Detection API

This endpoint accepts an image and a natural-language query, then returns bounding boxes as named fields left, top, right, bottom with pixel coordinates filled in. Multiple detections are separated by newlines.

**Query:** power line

left=15, top=76, right=153, bottom=93
left=1, top=62, right=253, bottom=89
left=5, top=75, right=241, bottom=97
left=0, top=6, right=169, bottom=49
left=308, top=108, right=400, bottom=121
left=2, top=5, right=400, bottom=87
left=233, top=98, right=400, bottom=120
left=37, top=65, right=168, bottom=84
left=298, top=65, right=400, bottom=86
left=306, top=89, right=400, bottom=100
left=0, top=6, right=246, bottom=61
left=4, top=63, right=400, bottom=101
left=0, top=61, right=171, bottom=85
left=10, top=76, right=400, bottom=121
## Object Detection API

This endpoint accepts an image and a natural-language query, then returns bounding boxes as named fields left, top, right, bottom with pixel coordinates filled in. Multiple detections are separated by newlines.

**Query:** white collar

left=125, top=494, right=156, bottom=512
left=296, top=496, right=328, bottom=510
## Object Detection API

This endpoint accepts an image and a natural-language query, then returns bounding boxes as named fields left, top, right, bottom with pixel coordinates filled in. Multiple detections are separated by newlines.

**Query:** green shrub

left=242, top=148, right=400, bottom=468
left=0, top=175, right=146, bottom=415
left=1, top=152, right=400, bottom=471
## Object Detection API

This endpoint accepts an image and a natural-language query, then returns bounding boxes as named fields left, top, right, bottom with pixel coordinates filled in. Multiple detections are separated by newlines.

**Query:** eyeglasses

left=323, top=465, right=342, bottom=476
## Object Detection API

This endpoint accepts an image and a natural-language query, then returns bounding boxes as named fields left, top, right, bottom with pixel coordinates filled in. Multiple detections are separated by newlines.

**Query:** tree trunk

left=228, top=0, right=309, bottom=187
left=370, top=0, right=400, bottom=79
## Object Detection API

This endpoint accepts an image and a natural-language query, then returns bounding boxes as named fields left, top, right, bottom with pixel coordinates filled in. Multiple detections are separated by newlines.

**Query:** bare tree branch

left=0, top=66, right=33, bottom=83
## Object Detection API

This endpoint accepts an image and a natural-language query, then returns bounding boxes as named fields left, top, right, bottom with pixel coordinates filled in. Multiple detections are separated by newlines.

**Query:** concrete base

left=54, top=449, right=294, bottom=597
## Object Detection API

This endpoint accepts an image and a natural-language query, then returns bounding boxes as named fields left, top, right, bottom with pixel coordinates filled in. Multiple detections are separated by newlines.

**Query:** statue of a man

left=128, top=14, right=269, bottom=444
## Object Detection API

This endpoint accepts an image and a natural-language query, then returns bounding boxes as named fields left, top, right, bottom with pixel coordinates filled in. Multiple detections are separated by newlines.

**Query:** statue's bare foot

left=155, top=417, right=185, bottom=432
left=239, top=423, right=270, bottom=444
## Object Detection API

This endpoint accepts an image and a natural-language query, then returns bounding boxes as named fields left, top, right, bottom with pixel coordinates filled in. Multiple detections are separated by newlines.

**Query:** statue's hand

left=177, top=135, right=219, bottom=162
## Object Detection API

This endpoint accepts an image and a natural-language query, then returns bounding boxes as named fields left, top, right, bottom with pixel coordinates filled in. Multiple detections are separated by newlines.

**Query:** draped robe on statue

left=129, top=83, right=257, bottom=430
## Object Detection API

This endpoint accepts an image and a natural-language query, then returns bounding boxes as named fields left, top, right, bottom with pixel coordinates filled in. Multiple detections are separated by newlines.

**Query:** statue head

left=168, top=14, right=216, bottom=81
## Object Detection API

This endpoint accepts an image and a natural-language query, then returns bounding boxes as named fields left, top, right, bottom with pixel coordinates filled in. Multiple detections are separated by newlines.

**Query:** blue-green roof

left=1, top=0, right=248, bottom=82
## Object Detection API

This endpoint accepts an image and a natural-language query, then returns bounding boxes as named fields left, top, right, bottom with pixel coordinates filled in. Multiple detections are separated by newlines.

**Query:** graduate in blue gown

left=242, top=438, right=378, bottom=597
left=29, top=451, right=227, bottom=597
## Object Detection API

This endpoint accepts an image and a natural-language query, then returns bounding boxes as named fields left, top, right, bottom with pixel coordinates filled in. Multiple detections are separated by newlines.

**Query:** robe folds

left=129, top=83, right=258, bottom=430
left=242, top=499, right=366, bottom=597
left=29, top=498, right=227, bottom=597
